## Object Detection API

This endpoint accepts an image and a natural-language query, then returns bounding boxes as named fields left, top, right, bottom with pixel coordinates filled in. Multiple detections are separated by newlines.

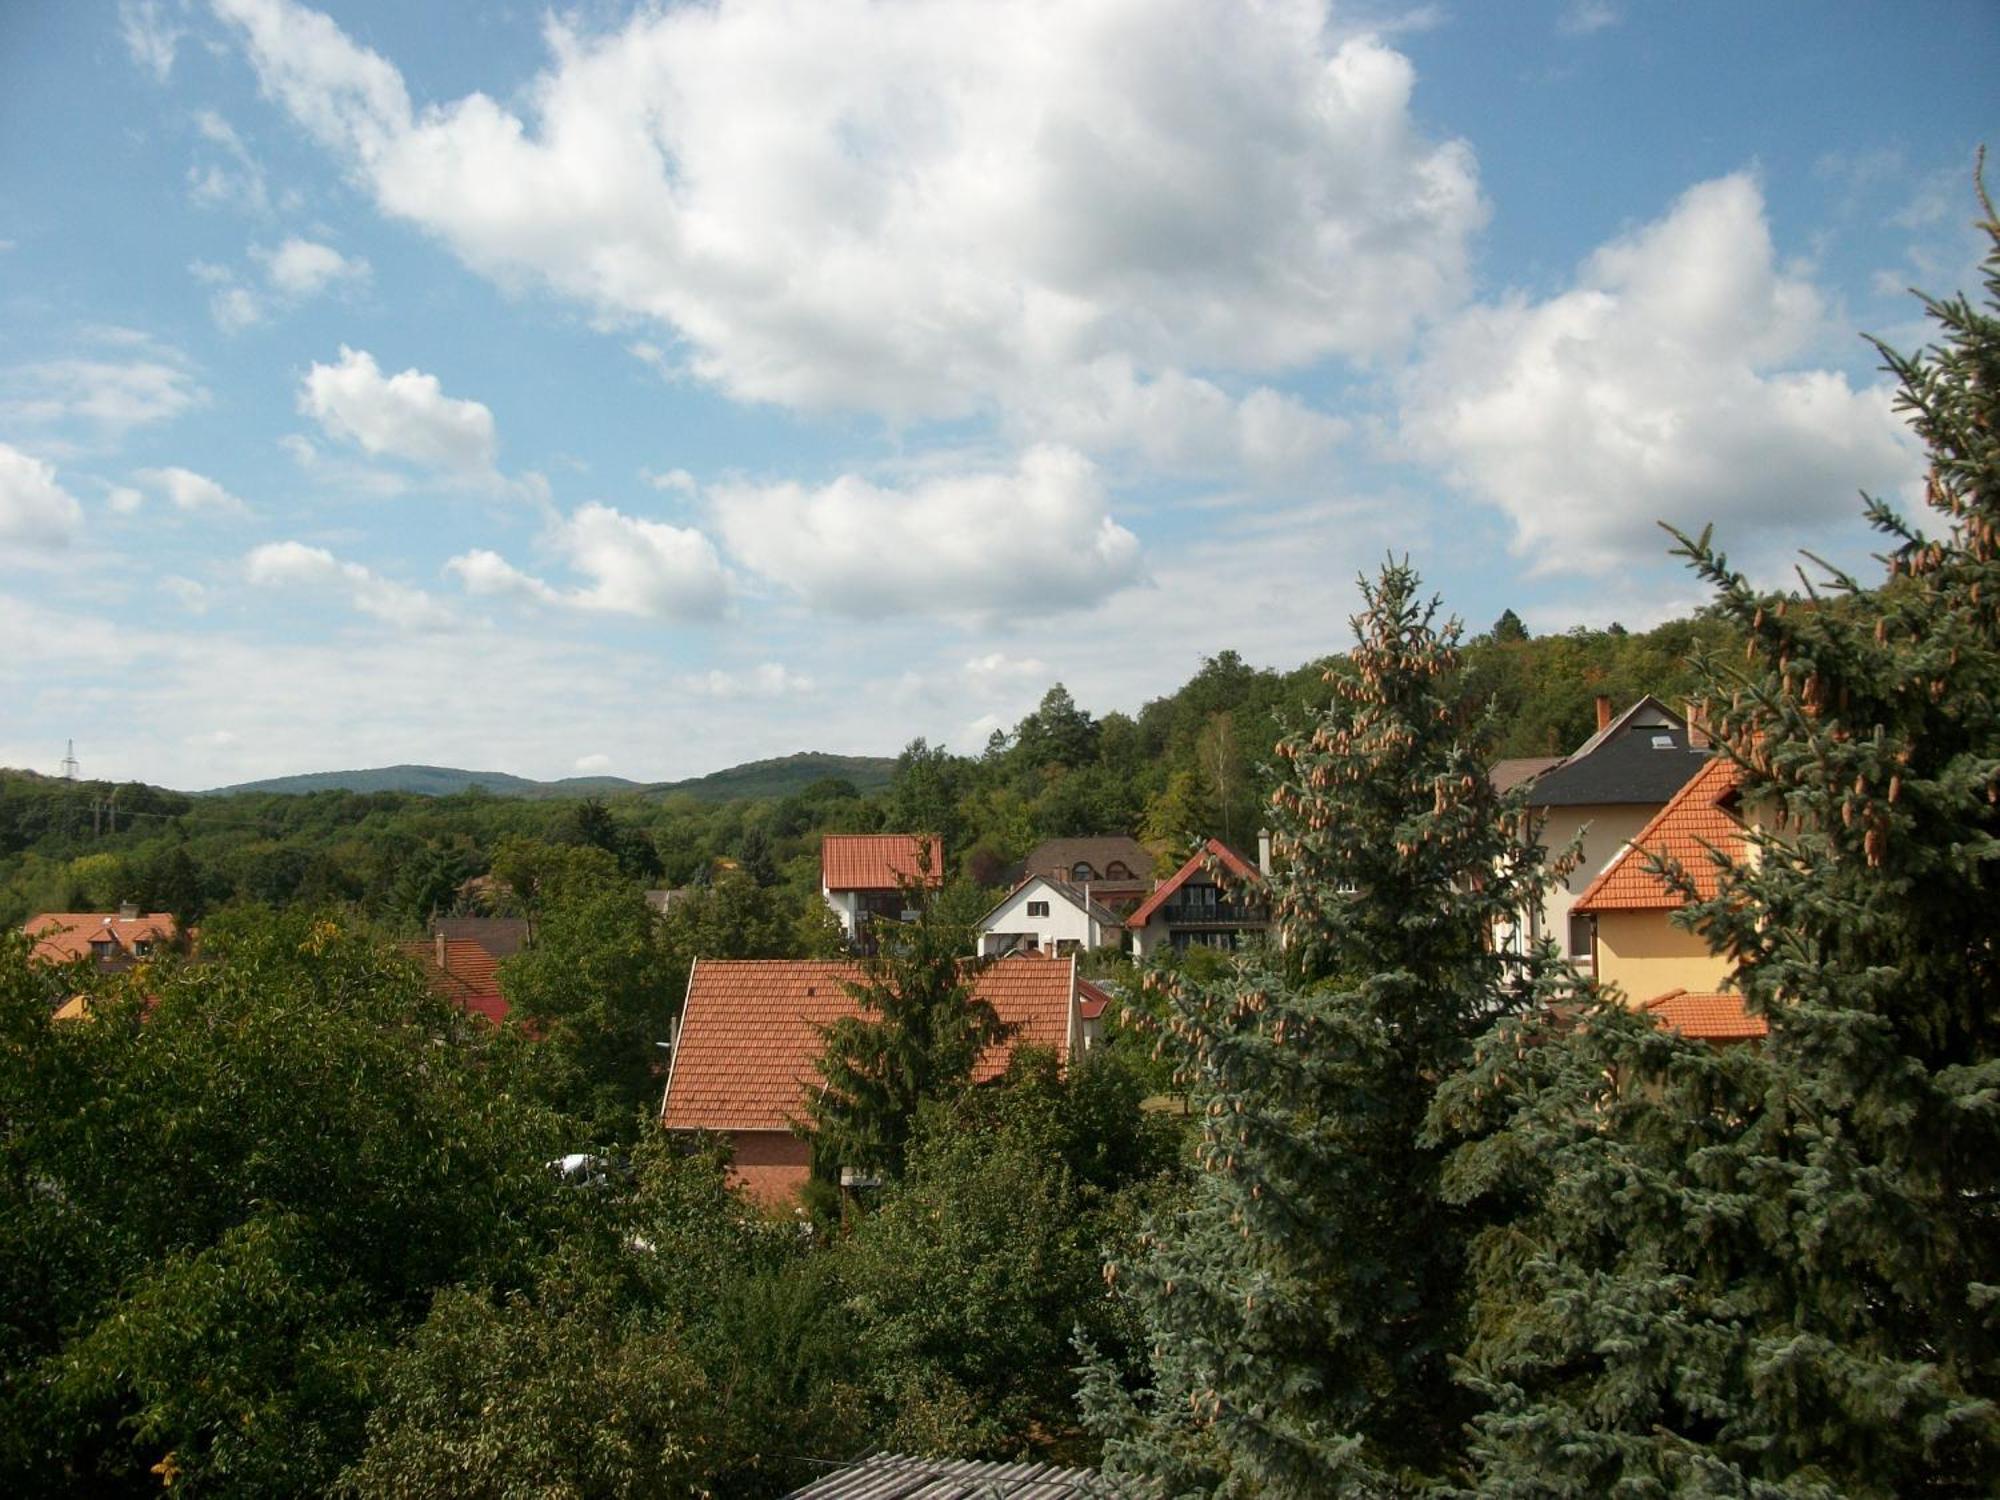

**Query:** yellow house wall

left=1594, top=911, right=1731, bottom=1007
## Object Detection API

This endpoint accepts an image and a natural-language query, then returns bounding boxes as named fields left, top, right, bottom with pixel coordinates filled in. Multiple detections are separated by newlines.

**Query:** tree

left=1013, top=683, right=1099, bottom=770
left=1437, top=171, right=2000, bottom=1497
left=1082, top=561, right=1573, bottom=1495
left=805, top=855, right=1004, bottom=1184
left=1489, top=607, right=1529, bottom=642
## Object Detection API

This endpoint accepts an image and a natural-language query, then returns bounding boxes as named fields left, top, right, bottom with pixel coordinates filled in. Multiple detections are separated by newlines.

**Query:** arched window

left=1106, top=861, right=1132, bottom=879
left=1071, top=862, right=1095, bottom=882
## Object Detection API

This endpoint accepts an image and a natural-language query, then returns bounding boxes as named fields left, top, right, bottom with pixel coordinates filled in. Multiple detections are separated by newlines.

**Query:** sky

left=0, top=1, right=1993, bottom=791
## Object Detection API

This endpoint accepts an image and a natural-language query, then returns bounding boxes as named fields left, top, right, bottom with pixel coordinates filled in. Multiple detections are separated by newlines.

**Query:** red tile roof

left=24, top=912, right=177, bottom=964
left=821, top=834, right=944, bottom=891
left=1643, top=988, right=1768, bottom=1041
left=399, top=938, right=509, bottom=1023
left=1573, top=756, right=1747, bottom=913
left=661, top=955, right=1077, bottom=1133
left=1076, top=977, right=1112, bottom=1022
left=1126, top=839, right=1262, bottom=928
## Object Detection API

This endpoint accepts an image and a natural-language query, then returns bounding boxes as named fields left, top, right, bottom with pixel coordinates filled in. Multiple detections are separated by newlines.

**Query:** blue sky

left=1, top=0, right=1993, bottom=789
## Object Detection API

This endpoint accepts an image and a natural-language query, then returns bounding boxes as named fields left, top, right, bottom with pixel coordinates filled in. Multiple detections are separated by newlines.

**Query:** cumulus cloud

left=215, top=0, right=1482, bottom=427
left=299, top=346, right=497, bottom=476
left=1403, top=173, right=1920, bottom=573
left=246, top=539, right=452, bottom=629
left=0, top=444, right=85, bottom=549
left=135, top=465, right=252, bottom=516
left=447, top=503, right=731, bottom=621
left=711, top=445, right=1142, bottom=618
left=203, top=238, right=371, bottom=330
left=675, top=662, right=815, bottom=699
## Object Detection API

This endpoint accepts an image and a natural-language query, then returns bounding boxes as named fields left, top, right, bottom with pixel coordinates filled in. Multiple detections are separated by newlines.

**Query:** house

left=24, top=907, right=178, bottom=970
left=399, top=934, right=509, bottom=1025
left=1125, top=837, right=1270, bottom=959
left=1504, top=696, right=1711, bottom=976
left=430, top=916, right=531, bottom=960
left=1010, top=835, right=1155, bottom=914
left=659, top=954, right=1086, bottom=1204
left=978, top=873, right=1122, bottom=957
left=1570, top=754, right=1766, bottom=1042
left=820, top=834, right=943, bottom=944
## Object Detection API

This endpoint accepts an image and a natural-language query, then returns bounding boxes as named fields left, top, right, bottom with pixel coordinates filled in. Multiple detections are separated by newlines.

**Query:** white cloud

left=258, top=236, right=369, bottom=296
left=108, top=485, right=146, bottom=515
left=299, top=346, right=497, bottom=476
left=0, top=355, right=206, bottom=440
left=448, top=503, right=731, bottom=621
left=246, top=540, right=453, bottom=629
left=120, top=0, right=184, bottom=82
left=188, top=110, right=271, bottom=215
left=574, top=752, right=612, bottom=772
left=1557, top=1, right=1619, bottom=36
left=216, top=0, right=1483, bottom=426
left=0, top=444, right=85, bottom=549
left=711, top=444, right=1142, bottom=618
left=1403, top=173, right=1921, bottom=573
left=136, top=465, right=252, bottom=516
left=675, top=662, right=815, bottom=699
left=642, top=467, right=697, bottom=495
left=210, top=284, right=268, bottom=333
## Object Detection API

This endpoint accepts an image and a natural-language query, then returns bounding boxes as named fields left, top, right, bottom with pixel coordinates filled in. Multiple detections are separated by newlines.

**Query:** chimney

left=434, top=930, right=447, bottom=971
left=1685, top=699, right=1710, bottom=752
left=118, top=901, right=139, bottom=920
left=1257, top=828, right=1272, bottom=876
left=1594, top=695, right=1613, bottom=731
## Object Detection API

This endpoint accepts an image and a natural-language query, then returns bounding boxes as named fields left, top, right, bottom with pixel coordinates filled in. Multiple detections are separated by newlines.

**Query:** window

left=1071, top=862, right=1095, bottom=881
left=1567, top=911, right=1594, bottom=966
left=1027, top=900, right=1050, bottom=917
left=1106, top=861, right=1132, bottom=879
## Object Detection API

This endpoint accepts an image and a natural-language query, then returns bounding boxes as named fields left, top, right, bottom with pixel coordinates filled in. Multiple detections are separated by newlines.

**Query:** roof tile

left=1573, top=756, right=1747, bottom=913
left=821, top=834, right=944, bottom=891
left=1643, top=988, right=1768, bottom=1041
left=663, top=955, right=1076, bottom=1133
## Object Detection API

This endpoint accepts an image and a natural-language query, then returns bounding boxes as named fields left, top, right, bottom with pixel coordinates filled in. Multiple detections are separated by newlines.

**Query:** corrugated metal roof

left=783, top=1453, right=1133, bottom=1498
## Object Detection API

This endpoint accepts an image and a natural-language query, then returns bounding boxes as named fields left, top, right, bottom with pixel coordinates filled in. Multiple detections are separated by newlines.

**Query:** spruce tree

left=805, top=852, right=1003, bottom=1183
left=1081, top=562, right=1575, bottom=1495
left=1436, top=171, right=2000, bottom=1496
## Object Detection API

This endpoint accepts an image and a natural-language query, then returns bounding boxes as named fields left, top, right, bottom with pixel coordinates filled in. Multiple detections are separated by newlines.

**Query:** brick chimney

left=1685, top=699, right=1711, bottom=751
left=1595, top=695, right=1613, bottom=731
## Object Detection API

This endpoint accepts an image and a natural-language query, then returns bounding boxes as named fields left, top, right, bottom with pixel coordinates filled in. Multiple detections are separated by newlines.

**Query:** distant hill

left=196, top=751, right=895, bottom=802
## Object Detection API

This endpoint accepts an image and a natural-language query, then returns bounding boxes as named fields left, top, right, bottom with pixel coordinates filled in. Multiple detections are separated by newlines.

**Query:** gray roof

left=1526, top=697, right=1708, bottom=807
left=1014, top=836, right=1154, bottom=886
left=1490, top=755, right=1564, bottom=795
left=430, top=917, right=530, bottom=959
left=979, top=873, right=1124, bottom=930
left=784, top=1453, right=1133, bottom=1498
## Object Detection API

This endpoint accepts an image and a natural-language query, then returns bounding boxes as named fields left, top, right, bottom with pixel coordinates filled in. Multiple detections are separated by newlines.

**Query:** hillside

left=194, top=751, right=895, bottom=802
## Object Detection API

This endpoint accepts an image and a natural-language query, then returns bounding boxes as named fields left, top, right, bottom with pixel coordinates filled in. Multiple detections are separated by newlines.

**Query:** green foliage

left=0, top=915, right=570, bottom=1494
left=1084, top=561, right=1578, bottom=1496
left=1438, top=173, right=2000, bottom=1497
left=807, top=863, right=1002, bottom=1183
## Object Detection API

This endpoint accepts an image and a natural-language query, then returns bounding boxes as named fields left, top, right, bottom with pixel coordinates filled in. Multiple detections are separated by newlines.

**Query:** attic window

left=1106, top=862, right=1132, bottom=879
left=1071, top=862, right=1095, bottom=881
left=1651, top=734, right=1675, bottom=749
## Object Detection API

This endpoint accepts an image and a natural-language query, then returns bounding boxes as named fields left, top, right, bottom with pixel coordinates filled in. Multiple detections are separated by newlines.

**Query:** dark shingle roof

left=1015, top=835, right=1154, bottom=884
left=1523, top=698, right=1707, bottom=808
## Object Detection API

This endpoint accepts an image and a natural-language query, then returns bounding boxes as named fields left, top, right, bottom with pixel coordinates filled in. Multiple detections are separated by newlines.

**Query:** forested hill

left=0, top=608, right=1733, bottom=927
left=196, top=752, right=896, bottom=802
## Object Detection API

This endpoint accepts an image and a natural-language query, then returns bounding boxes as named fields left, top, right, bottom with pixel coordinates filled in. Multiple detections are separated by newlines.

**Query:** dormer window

left=1106, top=861, right=1131, bottom=879
left=89, top=937, right=114, bottom=958
left=1071, top=862, right=1095, bottom=882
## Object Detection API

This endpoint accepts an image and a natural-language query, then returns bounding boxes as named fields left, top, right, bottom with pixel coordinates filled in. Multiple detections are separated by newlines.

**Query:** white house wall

left=978, top=878, right=1104, bottom=956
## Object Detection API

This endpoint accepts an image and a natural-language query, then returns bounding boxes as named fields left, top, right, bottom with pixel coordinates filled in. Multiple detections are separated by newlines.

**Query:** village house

left=820, top=833, right=943, bottom=945
left=24, top=906, right=179, bottom=971
left=1570, top=753, right=1766, bottom=1041
left=659, top=954, right=1088, bottom=1204
left=1125, top=836, right=1270, bottom=959
left=1500, top=695, right=1711, bottom=976
left=399, top=933, right=510, bottom=1025
left=977, top=873, right=1123, bottom=957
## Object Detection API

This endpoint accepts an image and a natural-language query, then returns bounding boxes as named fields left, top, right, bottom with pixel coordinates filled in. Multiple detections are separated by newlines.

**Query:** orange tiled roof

left=1573, top=756, right=1747, bottom=913
left=821, top=834, right=944, bottom=891
left=1644, top=988, right=1768, bottom=1041
left=399, top=938, right=508, bottom=1023
left=661, top=955, right=1077, bottom=1133
left=24, top=912, right=177, bottom=964
left=1126, top=839, right=1262, bottom=928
